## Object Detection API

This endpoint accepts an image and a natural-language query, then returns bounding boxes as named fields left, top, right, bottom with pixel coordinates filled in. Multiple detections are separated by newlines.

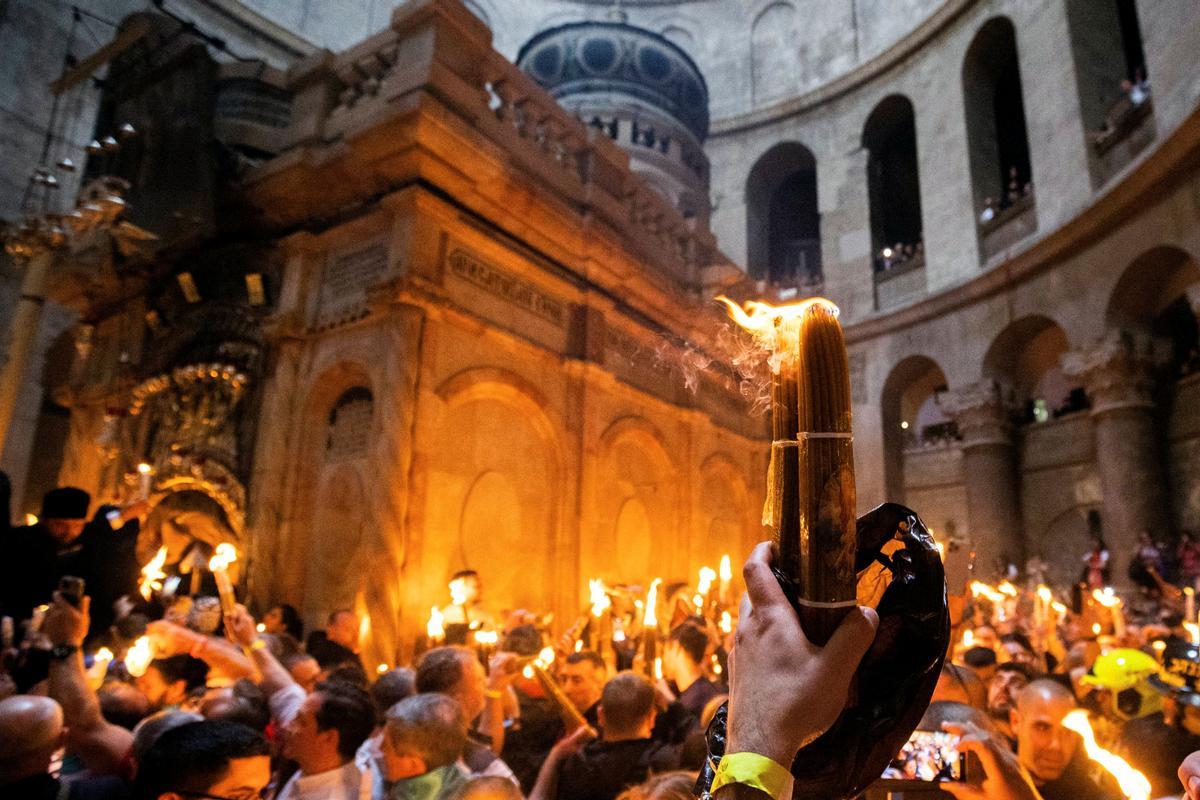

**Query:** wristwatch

left=49, top=644, right=79, bottom=660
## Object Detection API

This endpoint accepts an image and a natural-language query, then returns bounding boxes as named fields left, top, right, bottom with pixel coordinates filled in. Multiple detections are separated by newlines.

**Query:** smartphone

left=59, top=576, right=86, bottom=608
left=879, top=729, right=967, bottom=784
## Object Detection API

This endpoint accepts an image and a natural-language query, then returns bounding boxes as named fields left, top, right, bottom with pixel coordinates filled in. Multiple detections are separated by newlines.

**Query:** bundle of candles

left=718, top=295, right=857, bottom=644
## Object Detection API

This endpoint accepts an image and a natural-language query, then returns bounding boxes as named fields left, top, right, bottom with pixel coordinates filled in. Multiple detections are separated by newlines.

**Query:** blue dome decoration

left=517, top=20, right=710, bottom=142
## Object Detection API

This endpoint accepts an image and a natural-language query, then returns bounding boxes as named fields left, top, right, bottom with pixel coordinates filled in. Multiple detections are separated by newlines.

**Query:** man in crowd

left=415, top=646, right=517, bottom=783
left=379, top=693, right=468, bottom=800
left=558, top=650, right=606, bottom=729
left=552, top=671, right=680, bottom=800
left=136, top=655, right=209, bottom=712
left=1010, top=679, right=1119, bottom=800
left=0, top=695, right=126, bottom=799
left=439, top=570, right=496, bottom=634
left=277, top=681, right=376, bottom=800
left=987, top=662, right=1033, bottom=744
left=134, top=719, right=272, bottom=800
left=309, top=610, right=365, bottom=671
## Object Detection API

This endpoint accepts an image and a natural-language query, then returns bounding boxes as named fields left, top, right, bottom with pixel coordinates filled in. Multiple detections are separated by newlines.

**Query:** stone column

left=939, top=380, right=1026, bottom=573
left=1063, top=331, right=1170, bottom=583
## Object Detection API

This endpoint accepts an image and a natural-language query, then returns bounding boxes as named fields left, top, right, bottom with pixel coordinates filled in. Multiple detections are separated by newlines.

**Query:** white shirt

left=276, top=761, right=372, bottom=800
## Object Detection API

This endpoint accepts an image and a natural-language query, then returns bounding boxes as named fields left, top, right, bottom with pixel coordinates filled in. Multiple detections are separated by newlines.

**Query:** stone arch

left=862, top=94, right=923, bottom=261
left=592, top=416, right=679, bottom=585
left=280, top=361, right=376, bottom=610
left=983, top=315, right=1081, bottom=422
left=659, top=24, right=696, bottom=55
left=750, top=3, right=798, bottom=104
left=1106, top=245, right=1200, bottom=378
left=962, top=17, right=1033, bottom=212
left=302, top=463, right=368, bottom=626
left=880, top=355, right=950, bottom=501
left=424, top=367, right=564, bottom=615
left=697, top=452, right=753, bottom=566
left=745, top=142, right=821, bottom=288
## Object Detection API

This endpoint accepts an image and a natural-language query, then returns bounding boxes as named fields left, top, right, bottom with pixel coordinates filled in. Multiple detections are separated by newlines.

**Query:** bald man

left=0, top=695, right=127, bottom=799
left=1010, top=679, right=1118, bottom=800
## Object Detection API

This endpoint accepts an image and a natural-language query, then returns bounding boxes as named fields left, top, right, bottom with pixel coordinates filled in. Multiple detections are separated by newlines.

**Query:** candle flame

left=574, top=639, right=583, bottom=653
left=427, top=606, right=445, bottom=639
left=137, top=462, right=153, bottom=475
left=1152, top=640, right=1167, bottom=657
left=139, top=546, right=168, bottom=601
left=1092, top=587, right=1121, bottom=608
left=377, top=663, right=389, bottom=674
left=256, top=623, right=266, bottom=633
left=522, top=665, right=535, bottom=680
left=969, top=581, right=1005, bottom=603
left=358, top=612, right=371, bottom=641
left=1051, top=600, right=1067, bottom=615
left=962, top=629, right=975, bottom=648
left=537, top=646, right=555, bottom=667
left=719, top=554, right=732, bottom=583
left=697, top=566, right=717, bottom=597
left=643, top=578, right=661, bottom=627
left=589, top=579, right=611, bottom=617
left=711, top=653, right=722, bottom=675
left=653, top=657, right=663, bottom=681
left=1062, top=710, right=1150, bottom=800
left=996, top=580, right=1018, bottom=598
left=719, top=610, right=732, bottom=634
left=125, top=636, right=154, bottom=677
left=449, top=577, right=471, bottom=607
left=95, top=647, right=114, bottom=664
left=474, top=630, right=498, bottom=645
left=208, top=543, right=238, bottom=572
left=1037, top=585, right=1053, bottom=603
left=1185, top=622, right=1200, bottom=645
left=715, top=296, right=842, bottom=369
left=24, top=513, right=38, bottom=526
left=1092, top=622, right=1103, bottom=636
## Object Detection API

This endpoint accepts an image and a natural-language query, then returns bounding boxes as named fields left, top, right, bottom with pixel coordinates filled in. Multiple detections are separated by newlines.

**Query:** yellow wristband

left=710, top=752, right=791, bottom=800
left=250, top=638, right=268, bottom=651
left=484, top=689, right=503, bottom=699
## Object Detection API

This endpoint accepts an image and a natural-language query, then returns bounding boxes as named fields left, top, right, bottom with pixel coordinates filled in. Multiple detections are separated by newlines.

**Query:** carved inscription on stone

left=326, top=387, right=373, bottom=460
left=317, top=242, right=388, bottom=328
left=447, top=248, right=566, bottom=327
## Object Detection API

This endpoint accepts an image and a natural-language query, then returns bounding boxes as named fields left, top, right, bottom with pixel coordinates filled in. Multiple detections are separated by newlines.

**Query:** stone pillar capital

left=1061, top=330, right=1165, bottom=415
left=938, top=379, right=1013, bottom=447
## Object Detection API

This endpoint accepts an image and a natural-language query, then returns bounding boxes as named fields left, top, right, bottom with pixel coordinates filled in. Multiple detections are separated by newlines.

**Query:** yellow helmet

left=1081, top=648, right=1163, bottom=720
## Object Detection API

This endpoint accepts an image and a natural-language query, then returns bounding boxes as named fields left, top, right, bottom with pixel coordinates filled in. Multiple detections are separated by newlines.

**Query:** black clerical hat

left=40, top=487, right=91, bottom=520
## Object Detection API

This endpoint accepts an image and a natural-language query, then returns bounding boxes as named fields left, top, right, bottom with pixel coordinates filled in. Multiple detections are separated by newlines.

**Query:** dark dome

left=517, top=20, right=710, bottom=141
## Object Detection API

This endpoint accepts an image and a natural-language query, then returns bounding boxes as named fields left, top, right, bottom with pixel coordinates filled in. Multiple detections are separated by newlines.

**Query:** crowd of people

left=872, top=239, right=925, bottom=275
left=5, top=475, right=1200, bottom=800
left=978, top=167, right=1035, bottom=226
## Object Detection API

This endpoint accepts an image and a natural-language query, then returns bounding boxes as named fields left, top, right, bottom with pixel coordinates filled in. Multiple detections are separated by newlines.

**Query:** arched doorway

left=745, top=142, right=821, bottom=290
left=880, top=355, right=951, bottom=502
left=863, top=95, right=923, bottom=271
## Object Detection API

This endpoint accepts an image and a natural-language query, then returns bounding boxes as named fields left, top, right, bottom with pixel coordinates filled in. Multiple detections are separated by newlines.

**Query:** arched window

left=880, top=356, right=952, bottom=503
left=1065, top=0, right=1153, bottom=183
left=983, top=317, right=1083, bottom=425
left=326, top=387, right=373, bottom=460
left=745, top=143, right=822, bottom=290
left=863, top=95, right=923, bottom=273
left=963, top=17, right=1035, bottom=247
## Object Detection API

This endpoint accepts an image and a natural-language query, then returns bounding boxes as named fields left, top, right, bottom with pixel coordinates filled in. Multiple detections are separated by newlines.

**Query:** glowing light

left=1092, top=622, right=1102, bottom=636
left=208, top=543, right=238, bottom=572
left=711, top=654, right=722, bottom=675
left=969, top=581, right=1005, bottom=603
left=653, top=657, right=662, bottom=681
left=139, top=546, right=168, bottom=601
left=692, top=594, right=704, bottom=608
left=715, top=295, right=841, bottom=366
left=997, top=581, right=1018, bottom=598
left=697, top=566, right=717, bottom=597
left=1185, top=622, right=1200, bottom=646
left=136, top=462, right=153, bottom=475
left=719, top=610, right=733, bottom=634
left=427, top=606, right=445, bottom=639
left=125, top=636, right=154, bottom=677
left=1037, top=585, right=1053, bottom=603
left=522, top=665, right=535, bottom=680
left=719, top=555, right=732, bottom=584
left=377, top=663, right=389, bottom=674
left=1051, top=601, right=1067, bottom=615
left=358, top=612, right=371, bottom=642
left=643, top=579, right=661, bottom=628
left=1152, top=640, right=1166, bottom=658
left=24, top=513, right=38, bottom=526
left=882, top=247, right=894, bottom=258
left=474, top=630, right=498, bottom=645
left=574, top=639, right=583, bottom=653
left=900, top=421, right=909, bottom=430
left=256, top=623, right=266, bottom=633
left=449, top=578, right=471, bottom=607
left=1062, top=710, right=1150, bottom=800
left=1092, top=588, right=1121, bottom=608
left=589, top=579, right=611, bottom=618
left=95, top=647, right=114, bottom=664
left=962, top=629, right=975, bottom=648
left=613, top=628, right=626, bottom=643
left=537, top=647, right=555, bottom=667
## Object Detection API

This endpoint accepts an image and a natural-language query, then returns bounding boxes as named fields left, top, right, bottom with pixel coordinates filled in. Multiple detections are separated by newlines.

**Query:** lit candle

left=208, top=543, right=239, bottom=618
left=697, top=566, right=717, bottom=617
left=125, top=636, right=154, bottom=677
left=1092, top=588, right=1126, bottom=639
left=643, top=578, right=661, bottom=677
left=427, top=606, right=445, bottom=642
left=139, top=546, right=168, bottom=601
left=718, top=554, right=732, bottom=607
left=136, top=462, right=153, bottom=500
left=717, top=297, right=858, bottom=646
left=1186, top=587, right=1196, bottom=624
